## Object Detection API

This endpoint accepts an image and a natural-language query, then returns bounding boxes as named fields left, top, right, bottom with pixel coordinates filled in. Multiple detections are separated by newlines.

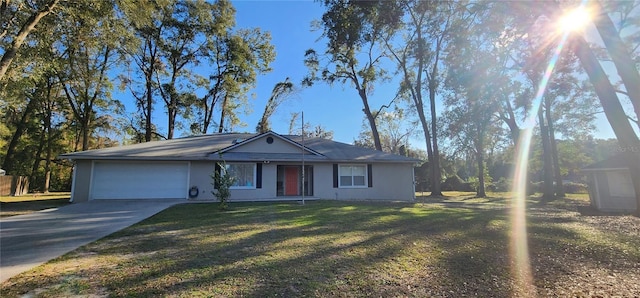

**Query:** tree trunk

left=476, top=136, right=486, bottom=198
left=571, top=35, right=640, bottom=214
left=0, top=0, right=60, bottom=80
left=218, top=94, right=229, bottom=133
left=546, top=99, right=564, bottom=197
left=30, top=132, right=45, bottom=191
left=592, top=1, right=640, bottom=127
left=167, top=106, right=175, bottom=139
left=81, top=115, right=90, bottom=151
left=358, top=88, right=382, bottom=151
left=165, top=74, right=178, bottom=139
left=429, top=81, right=442, bottom=196
left=502, top=99, right=521, bottom=144
left=538, top=109, right=555, bottom=201
left=418, top=109, right=434, bottom=171
left=2, top=98, right=38, bottom=172
left=44, top=90, right=53, bottom=193
left=145, top=77, right=153, bottom=142
left=44, top=142, right=52, bottom=193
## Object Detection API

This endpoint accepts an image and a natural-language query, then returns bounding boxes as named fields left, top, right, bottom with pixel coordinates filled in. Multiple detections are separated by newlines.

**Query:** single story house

left=60, top=131, right=419, bottom=202
left=582, top=153, right=638, bottom=212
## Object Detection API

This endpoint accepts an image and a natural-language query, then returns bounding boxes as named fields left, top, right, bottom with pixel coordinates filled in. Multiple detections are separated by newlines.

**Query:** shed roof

left=582, top=153, right=637, bottom=171
left=59, top=132, right=419, bottom=163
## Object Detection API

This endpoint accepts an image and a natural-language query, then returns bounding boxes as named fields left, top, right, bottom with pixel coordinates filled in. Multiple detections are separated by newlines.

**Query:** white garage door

left=91, top=162, right=189, bottom=200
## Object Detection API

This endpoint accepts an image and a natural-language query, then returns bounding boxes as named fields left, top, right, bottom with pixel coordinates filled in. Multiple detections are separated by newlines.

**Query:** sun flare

left=558, top=7, right=591, bottom=32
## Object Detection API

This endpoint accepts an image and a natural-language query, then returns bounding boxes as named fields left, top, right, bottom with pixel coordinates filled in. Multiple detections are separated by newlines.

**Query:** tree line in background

left=1, top=1, right=639, bottom=210
left=1, top=0, right=280, bottom=192
left=306, top=0, right=640, bottom=209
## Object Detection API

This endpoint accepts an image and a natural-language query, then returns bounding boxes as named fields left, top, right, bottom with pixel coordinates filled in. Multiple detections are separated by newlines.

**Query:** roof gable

left=217, top=132, right=322, bottom=156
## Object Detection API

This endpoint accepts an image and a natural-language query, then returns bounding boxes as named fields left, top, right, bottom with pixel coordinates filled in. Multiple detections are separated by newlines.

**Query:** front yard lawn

left=1, top=197, right=639, bottom=297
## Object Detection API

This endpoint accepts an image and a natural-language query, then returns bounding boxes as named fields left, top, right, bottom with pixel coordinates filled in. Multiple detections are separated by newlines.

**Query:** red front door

left=284, top=167, right=299, bottom=196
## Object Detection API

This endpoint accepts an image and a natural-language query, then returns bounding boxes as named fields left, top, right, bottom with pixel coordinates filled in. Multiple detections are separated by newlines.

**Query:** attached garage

left=90, top=161, right=189, bottom=200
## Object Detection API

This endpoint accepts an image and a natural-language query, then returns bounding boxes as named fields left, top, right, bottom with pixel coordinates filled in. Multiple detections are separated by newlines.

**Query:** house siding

left=588, top=169, right=637, bottom=212
left=70, top=159, right=415, bottom=203
left=314, top=163, right=414, bottom=201
left=189, top=161, right=279, bottom=201
left=71, top=160, right=93, bottom=203
left=188, top=161, right=414, bottom=202
left=189, top=161, right=215, bottom=200
left=228, top=136, right=303, bottom=154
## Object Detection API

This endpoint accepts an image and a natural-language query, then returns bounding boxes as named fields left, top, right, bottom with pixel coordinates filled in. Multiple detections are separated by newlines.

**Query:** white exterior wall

left=313, top=163, right=414, bottom=201
left=70, top=159, right=415, bottom=203
left=188, top=161, right=279, bottom=201
left=189, top=161, right=215, bottom=200
left=599, top=170, right=637, bottom=212
left=229, top=136, right=303, bottom=154
left=70, top=160, right=93, bottom=202
left=588, top=169, right=637, bottom=212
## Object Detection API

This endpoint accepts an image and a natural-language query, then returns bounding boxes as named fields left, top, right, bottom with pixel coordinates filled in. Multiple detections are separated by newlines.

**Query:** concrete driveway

left=0, top=199, right=183, bottom=283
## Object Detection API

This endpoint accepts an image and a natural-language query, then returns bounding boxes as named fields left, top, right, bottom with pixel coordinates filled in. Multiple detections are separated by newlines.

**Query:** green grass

left=1, top=196, right=638, bottom=297
left=0, top=193, right=71, bottom=218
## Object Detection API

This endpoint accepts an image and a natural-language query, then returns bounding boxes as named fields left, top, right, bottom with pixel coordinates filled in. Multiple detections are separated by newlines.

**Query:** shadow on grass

left=2, top=200, right=639, bottom=297
left=10, top=201, right=513, bottom=296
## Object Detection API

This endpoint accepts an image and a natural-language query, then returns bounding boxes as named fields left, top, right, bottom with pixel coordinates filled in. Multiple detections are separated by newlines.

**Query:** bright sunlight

left=510, top=2, right=591, bottom=295
left=558, top=7, right=592, bottom=32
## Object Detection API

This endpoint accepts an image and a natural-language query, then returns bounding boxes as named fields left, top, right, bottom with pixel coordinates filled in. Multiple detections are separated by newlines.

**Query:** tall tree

left=386, top=0, right=470, bottom=196
left=256, top=78, right=294, bottom=133
left=591, top=1, right=640, bottom=126
left=521, top=1, right=640, bottom=208
left=156, top=0, right=234, bottom=139
left=353, top=106, right=414, bottom=154
left=215, top=28, right=274, bottom=133
left=0, top=0, right=60, bottom=81
left=304, top=0, right=403, bottom=151
left=444, top=9, right=506, bottom=197
left=488, top=1, right=598, bottom=199
left=119, top=0, right=167, bottom=142
left=54, top=1, right=119, bottom=151
left=555, top=2, right=640, bottom=213
left=189, top=26, right=273, bottom=135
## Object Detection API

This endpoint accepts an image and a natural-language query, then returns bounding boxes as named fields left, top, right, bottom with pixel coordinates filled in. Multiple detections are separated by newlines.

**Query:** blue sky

left=231, top=0, right=617, bottom=147
left=231, top=0, right=403, bottom=145
left=119, top=0, right=617, bottom=151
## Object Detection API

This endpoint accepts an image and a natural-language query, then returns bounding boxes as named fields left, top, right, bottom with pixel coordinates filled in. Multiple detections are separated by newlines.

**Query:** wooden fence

left=0, top=176, right=29, bottom=196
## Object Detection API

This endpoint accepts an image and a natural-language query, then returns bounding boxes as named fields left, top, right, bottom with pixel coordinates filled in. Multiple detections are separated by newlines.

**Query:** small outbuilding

left=60, top=131, right=419, bottom=203
left=582, top=153, right=638, bottom=212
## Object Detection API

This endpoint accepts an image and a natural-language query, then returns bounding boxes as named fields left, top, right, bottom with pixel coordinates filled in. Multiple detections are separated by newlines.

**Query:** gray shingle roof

left=59, top=132, right=419, bottom=163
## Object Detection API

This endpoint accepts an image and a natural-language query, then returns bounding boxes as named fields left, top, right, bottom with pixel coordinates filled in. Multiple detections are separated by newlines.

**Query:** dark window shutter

left=214, top=163, right=221, bottom=189
left=256, top=163, right=262, bottom=188
left=367, top=164, right=373, bottom=188
left=333, top=164, right=338, bottom=188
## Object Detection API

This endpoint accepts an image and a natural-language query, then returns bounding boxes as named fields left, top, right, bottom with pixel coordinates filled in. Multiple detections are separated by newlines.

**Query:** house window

left=225, top=163, right=256, bottom=189
left=339, top=164, right=367, bottom=188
